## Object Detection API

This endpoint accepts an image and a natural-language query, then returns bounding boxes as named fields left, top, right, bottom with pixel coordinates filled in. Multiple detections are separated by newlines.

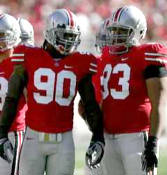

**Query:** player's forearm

left=151, top=99, right=167, bottom=138
left=78, top=75, right=104, bottom=143
left=84, top=100, right=104, bottom=142
left=0, top=97, right=19, bottom=137
left=149, top=77, right=167, bottom=138
left=149, top=110, right=161, bottom=138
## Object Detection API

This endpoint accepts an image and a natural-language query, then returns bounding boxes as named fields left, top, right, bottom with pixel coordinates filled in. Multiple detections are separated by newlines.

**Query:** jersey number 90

left=34, top=68, right=76, bottom=106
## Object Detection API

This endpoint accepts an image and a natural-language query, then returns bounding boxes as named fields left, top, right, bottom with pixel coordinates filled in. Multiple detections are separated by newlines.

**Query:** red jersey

left=0, top=57, right=26, bottom=132
left=12, top=46, right=97, bottom=133
left=99, top=43, right=167, bottom=134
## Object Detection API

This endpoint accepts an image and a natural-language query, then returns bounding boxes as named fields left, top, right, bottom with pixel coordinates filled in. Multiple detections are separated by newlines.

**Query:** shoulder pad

left=145, top=43, right=166, bottom=52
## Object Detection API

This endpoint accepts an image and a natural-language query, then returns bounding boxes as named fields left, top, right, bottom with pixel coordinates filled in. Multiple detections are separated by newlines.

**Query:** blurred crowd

left=1, top=0, right=167, bottom=53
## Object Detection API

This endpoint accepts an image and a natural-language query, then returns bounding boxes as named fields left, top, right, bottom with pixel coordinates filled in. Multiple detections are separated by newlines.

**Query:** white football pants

left=102, top=132, right=158, bottom=175
left=19, top=127, right=75, bottom=175
left=85, top=132, right=158, bottom=175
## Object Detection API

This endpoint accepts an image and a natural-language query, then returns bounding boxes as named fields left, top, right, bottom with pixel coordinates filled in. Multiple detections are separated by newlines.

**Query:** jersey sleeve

left=144, top=43, right=167, bottom=68
left=10, top=45, right=27, bottom=67
left=144, top=43, right=167, bottom=78
left=77, top=53, right=98, bottom=76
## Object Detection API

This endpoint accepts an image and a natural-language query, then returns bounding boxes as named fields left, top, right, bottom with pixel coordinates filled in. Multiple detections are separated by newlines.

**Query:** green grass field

left=74, top=144, right=167, bottom=175
left=158, top=148, right=167, bottom=175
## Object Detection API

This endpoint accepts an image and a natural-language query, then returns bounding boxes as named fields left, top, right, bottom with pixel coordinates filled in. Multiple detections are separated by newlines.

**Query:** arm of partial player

left=0, top=64, right=27, bottom=137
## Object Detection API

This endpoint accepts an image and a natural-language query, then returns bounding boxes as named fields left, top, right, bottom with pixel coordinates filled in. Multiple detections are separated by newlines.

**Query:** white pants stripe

left=0, top=130, right=24, bottom=175
left=12, top=131, right=25, bottom=175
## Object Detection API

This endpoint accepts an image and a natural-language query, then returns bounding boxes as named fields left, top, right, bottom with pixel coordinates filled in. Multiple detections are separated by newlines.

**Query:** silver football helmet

left=18, top=18, right=34, bottom=46
left=106, top=5, right=147, bottom=54
left=0, top=14, right=21, bottom=52
left=44, top=9, right=81, bottom=55
left=95, top=18, right=110, bottom=52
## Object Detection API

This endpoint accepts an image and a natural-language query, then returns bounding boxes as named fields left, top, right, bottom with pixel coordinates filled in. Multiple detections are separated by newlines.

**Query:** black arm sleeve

left=0, top=65, right=27, bottom=138
left=78, top=75, right=104, bottom=143
left=144, top=65, right=167, bottom=79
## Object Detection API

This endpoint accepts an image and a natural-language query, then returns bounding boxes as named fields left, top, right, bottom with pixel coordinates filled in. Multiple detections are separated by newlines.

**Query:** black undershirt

left=144, top=65, right=167, bottom=79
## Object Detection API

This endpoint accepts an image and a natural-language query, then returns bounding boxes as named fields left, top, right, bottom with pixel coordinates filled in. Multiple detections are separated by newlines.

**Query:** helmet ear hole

left=140, top=30, right=144, bottom=35
left=140, top=30, right=145, bottom=39
left=129, top=29, right=133, bottom=35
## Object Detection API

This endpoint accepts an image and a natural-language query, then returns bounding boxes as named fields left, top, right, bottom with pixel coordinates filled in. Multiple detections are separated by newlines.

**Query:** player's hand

left=0, top=137, right=13, bottom=163
left=141, top=136, right=158, bottom=173
left=85, top=141, right=104, bottom=169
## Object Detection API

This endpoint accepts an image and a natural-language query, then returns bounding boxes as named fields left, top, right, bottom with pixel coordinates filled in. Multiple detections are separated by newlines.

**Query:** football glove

left=141, top=136, right=158, bottom=172
left=0, top=137, right=13, bottom=163
left=86, top=141, right=104, bottom=169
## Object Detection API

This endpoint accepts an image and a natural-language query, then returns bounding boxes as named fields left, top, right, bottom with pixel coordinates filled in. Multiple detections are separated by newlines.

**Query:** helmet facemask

left=106, top=6, right=147, bottom=55
left=0, top=30, right=20, bottom=52
left=95, top=32, right=110, bottom=53
left=0, top=14, right=21, bottom=53
left=107, top=25, right=134, bottom=54
left=45, top=23, right=81, bottom=55
left=95, top=18, right=111, bottom=53
left=44, top=9, right=82, bottom=56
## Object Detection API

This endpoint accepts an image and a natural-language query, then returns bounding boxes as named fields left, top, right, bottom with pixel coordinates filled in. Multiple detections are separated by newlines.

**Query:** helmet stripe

left=64, top=9, right=70, bottom=26
left=65, top=9, right=74, bottom=27
left=117, top=7, right=125, bottom=22
left=114, top=8, right=123, bottom=22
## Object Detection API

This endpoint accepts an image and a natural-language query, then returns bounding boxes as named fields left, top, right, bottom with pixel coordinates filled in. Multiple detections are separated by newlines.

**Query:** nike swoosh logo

left=64, top=65, right=73, bottom=69
left=26, top=137, right=34, bottom=140
left=121, top=57, right=128, bottom=61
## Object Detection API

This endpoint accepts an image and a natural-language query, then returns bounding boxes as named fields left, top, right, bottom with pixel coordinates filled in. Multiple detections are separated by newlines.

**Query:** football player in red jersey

left=0, top=14, right=27, bottom=175
left=80, top=5, right=167, bottom=175
left=98, top=5, right=167, bottom=175
left=0, top=9, right=104, bottom=175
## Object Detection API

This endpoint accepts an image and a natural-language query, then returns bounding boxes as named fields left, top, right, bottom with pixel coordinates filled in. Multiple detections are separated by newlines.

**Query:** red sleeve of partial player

left=10, top=45, right=30, bottom=70
left=76, top=52, right=98, bottom=77
left=144, top=43, right=167, bottom=69
left=12, top=45, right=26, bottom=62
